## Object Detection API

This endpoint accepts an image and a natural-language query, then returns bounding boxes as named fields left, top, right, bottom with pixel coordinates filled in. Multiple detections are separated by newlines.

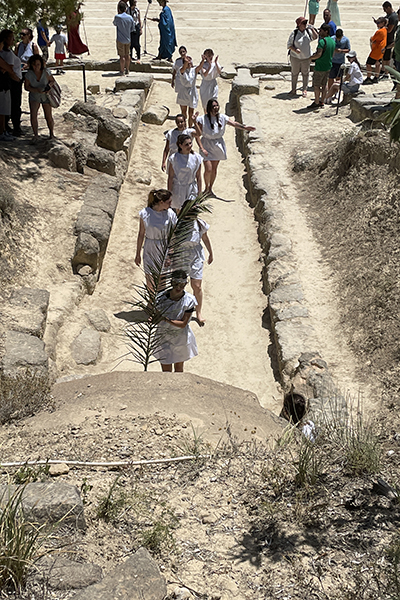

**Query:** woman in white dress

left=176, top=54, right=202, bottom=126
left=180, top=201, right=213, bottom=326
left=135, top=189, right=177, bottom=290
left=161, top=113, right=199, bottom=171
left=167, top=134, right=203, bottom=211
left=154, top=269, right=198, bottom=372
left=196, top=99, right=255, bottom=195
left=198, top=48, right=222, bottom=111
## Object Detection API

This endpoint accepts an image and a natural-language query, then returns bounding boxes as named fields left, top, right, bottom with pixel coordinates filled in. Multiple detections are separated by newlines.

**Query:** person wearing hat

left=287, top=17, right=318, bottom=97
left=325, top=50, right=363, bottom=102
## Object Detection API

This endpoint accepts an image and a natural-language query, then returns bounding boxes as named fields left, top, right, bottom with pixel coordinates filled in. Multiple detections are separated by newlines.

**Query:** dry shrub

left=0, top=371, right=51, bottom=425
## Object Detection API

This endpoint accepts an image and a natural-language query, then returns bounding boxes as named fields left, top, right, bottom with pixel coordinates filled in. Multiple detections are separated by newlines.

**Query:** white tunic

left=173, top=58, right=184, bottom=95
left=139, top=207, right=177, bottom=274
left=165, top=127, right=196, bottom=156
left=176, top=67, right=198, bottom=109
left=181, top=218, right=209, bottom=280
left=199, top=61, right=221, bottom=110
left=154, top=290, right=198, bottom=364
left=168, top=152, right=203, bottom=210
left=196, top=113, right=230, bottom=161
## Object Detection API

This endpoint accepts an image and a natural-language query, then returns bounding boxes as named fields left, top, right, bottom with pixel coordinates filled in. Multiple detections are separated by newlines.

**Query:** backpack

left=288, top=27, right=312, bottom=56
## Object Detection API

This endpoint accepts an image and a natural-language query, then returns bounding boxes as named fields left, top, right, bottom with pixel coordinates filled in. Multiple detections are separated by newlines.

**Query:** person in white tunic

left=167, top=134, right=203, bottom=211
left=197, top=48, right=222, bottom=111
left=135, top=189, right=177, bottom=290
left=171, top=46, right=187, bottom=97
left=195, top=99, right=255, bottom=195
left=161, top=114, right=203, bottom=171
left=176, top=54, right=202, bottom=126
left=154, top=269, right=198, bottom=372
left=180, top=202, right=213, bottom=326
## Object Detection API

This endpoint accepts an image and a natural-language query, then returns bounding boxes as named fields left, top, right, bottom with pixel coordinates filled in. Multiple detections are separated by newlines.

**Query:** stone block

left=48, top=142, right=76, bottom=171
left=114, top=74, right=153, bottom=92
left=86, top=146, right=117, bottom=176
left=6, top=288, right=50, bottom=338
left=72, top=547, right=166, bottom=600
left=141, top=104, right=169, bottom=125
left=73, top=232, right=100, bottom=271
left=96, top=117, right=131, bottom=152
left=38, top=556, right=102, bottom=590
left=75, top=206, right=112, bottom=244
left=220, top=64, right=237, bottom=79
left=350, top=96, right=392, bottom=122
left=87, top=84, right=100, bottom=94
left=0, top=482, right=86, bottom=529
left=118, top=89, right=146, bottom=112
left=2, top=330, right=48, bottom=376
left=232, top=68, right=260, bottom=98
left=71, top=328, right=101, bottom=365
left=113, top=106, right=128, bottom=118
left=85, top=309, right=111, bottom=332
left=269, top=283, right=305, bottom=310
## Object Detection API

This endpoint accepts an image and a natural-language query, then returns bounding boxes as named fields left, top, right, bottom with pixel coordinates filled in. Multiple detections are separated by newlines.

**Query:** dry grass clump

left=0, top=371, right=51, bottom=425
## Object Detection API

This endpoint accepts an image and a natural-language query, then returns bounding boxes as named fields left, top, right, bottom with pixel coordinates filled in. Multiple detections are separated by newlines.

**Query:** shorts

left=0, top=89, right=11, bottom=115
left=341, top=82, right=360, bottom=94
left=41, top=46, right=49, bottom=61
left=383, top=47, right=393, bottom=62
left=329, top=62, right=343, bottom=79
left=117, top=41, right=130, bottom=57
left=366, top=55, right=380, bottom=65
left=55, top=53, right=66, bottom=60
left=308, top=0, right=319, bottom=15
left=29, top=91, right=50, bottom=105
left=313, top=69, right=329, bottom=88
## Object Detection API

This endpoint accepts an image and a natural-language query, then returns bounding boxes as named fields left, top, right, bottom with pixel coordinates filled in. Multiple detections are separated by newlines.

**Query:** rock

left=105, top=87, right=114, bottom=93
left=73, top=115, right=98, bottom=134
left=73, top=233, right=100, bottom=271
left=350, top=96, right=392, bottom=122
left=201, top=512, right=218, bottom=524
left=2, top=330, right=48, bottom=376
left=74, top=207, right=112, bottom=245
left=173, top=587, right=193, bottom=600
left=97, top=117, right=131, bottom=152
left=113, top=106, right=128, bottom=118
left=269, top=283, right=305, bottom=307
left=85, top=309, right=111, bottom=332
left=220, top=64, right=237, bottom=79
left=114, top=74, right=153, bottom=92
left=274, top=304, right=309, bottom=321
left=264, top=84, right=275, bottom=90
left=18, top=163, right=41, bottom=180
left=71, top=328, right=101, bottom=365
left=0, top=482, right=86, bottom=529
left=48, top=142, right=76, bottom=171
left=133, top=171, right=152, bottom=185
left=232, top=68, right=260, bottom=97
left=86, top=146, right=117, bottom=176
left=141, top=104, right=169, bottom=125
left=37, top=556, right=102, bottom=590
left=72, top=547, right=166, bottom=600
left=49, top=463, right=70, bottom=476
left=5, top=288, right=50, bottom=338
left=77, top=265, right=93, bottom=276
left=80, top=272, right=98, bottom=295
left=87, top=84, right=100, bottom=94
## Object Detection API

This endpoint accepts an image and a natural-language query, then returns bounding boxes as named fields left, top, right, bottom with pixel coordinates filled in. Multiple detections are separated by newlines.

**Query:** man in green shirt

left=308, top=23, right=336, bottom=108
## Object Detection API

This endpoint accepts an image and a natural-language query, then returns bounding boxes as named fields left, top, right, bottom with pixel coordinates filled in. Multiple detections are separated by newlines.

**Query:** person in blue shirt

left=151, top=0, right=177, bottom=61
left=113, top=0, right=135, bottom=75
left=321, top=8, right=337, bottom=36
left=37, top=19, right=50, bottom=62
left=328, top=29, right=350, bottom=89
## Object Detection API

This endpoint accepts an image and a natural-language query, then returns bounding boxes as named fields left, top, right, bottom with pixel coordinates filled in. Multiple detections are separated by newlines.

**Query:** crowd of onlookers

left=287, top=0, right=400, bottom=109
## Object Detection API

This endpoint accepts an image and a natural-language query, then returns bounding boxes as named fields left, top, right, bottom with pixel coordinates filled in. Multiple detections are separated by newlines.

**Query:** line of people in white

left=135, top=48, right=255, bottom=372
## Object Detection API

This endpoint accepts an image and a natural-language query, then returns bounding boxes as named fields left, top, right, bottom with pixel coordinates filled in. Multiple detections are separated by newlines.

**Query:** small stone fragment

left=113, top=106, right=128, bottom=119
left=133, top=171, right=152, bottom=185
left=49, top=463, right=70, bottom=476
left=87, top=84, right=100, bottom=94
left=77, top=265, right=93, bottom=276
left=173, top=587, right=193, bottom=600
left=264, top=83, right=275, bottom=90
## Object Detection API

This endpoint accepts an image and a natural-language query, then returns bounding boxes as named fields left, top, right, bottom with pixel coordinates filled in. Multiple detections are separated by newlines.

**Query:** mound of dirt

left=297, top=129, right=400, bottom=404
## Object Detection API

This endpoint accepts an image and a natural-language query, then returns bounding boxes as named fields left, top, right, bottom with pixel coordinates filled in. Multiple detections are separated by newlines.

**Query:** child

left=50, top=25, right=68, bottom=75
left=363, top=17, right=388, bottom=84
left=113, top=0, right=135, bottom=76
left=154, top=270, right=198, bottom=372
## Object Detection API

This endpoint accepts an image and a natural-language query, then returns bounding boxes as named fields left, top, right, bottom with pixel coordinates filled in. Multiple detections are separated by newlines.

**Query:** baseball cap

left=346, top=50, right=357, bottom=58
left=296, top=16, right=308, bottom=26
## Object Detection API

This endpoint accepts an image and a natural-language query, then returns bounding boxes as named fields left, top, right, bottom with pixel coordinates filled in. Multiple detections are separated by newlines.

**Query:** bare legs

left=203, top=159, right=219, bottom=194
left=43, top=103, right=54, bottom=138
left=161, top=362, right=184, bottom=372
left=30, top=100, right=54, bottom=140
left=191, top=278, right=205, bottom=325
left=179, top=105, right=194, bottom=126
left=120, top=53, right=130, bottom=74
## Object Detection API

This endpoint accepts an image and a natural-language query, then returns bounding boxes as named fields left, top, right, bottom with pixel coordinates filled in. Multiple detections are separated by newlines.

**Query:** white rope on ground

left=0, top=455, right=212, bottom=469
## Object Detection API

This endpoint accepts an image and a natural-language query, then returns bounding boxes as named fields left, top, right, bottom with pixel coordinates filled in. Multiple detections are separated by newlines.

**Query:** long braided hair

left=206, top=98, right=222, bottom=131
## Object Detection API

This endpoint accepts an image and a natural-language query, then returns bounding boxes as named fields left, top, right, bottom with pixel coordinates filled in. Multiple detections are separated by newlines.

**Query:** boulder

left=71, top=328, right=101, bottom=365
left=85, top=309, right=111, bottom=332
left=37, top=557, right=102, bottom=590
left=0, top=482, right=86, bottom=529
left=73, top=232, right=100, bottom=271
left=72, top=548, right=166, bottom=600
left=141, top=104, right=169, bottom=125
left=232, top=68, right=260, bottom=97
left=2, top=330, right=48, bottom=376
left=86, top=146, right=117, bottom=176
left=48, top=142, right=76, bottom=171
left=96, top=117, right=131, bottom=152
left=114, top=74, right=153, bottom=92
left=6, top=288, right=50, bottom=338
left=74, top=207, right=112, bottom=244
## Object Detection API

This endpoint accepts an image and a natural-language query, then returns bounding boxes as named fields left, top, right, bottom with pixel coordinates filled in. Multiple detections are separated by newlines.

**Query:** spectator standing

left=363, top=17, right=388, bottom=84
left=0, top=30, right=22, bottom=136
left=327, top=0, right=341, bottom=26
left=309, top=23, right=336, bottom=108
left=328, top=28, right=350, bottom=90
left=381, top=2, right=398, bottom=77
left=287, top=17, right=318, bottom=97
left=113, top=0, right=135, bottom=75
left=127, top=0, right=142, bottom=61
left=151, top=0, right=177, bottom=61
left=308, top=0, right=319, bottom=25
left=321, top=9, right=337, bottom=36
left=37, top=19, right=50, bottom=62
left=50, top=26, right=68, bottom=75
left=0, top=35, right=20, bottom=141
left=24, top=54, right=55, bottom=141
left=16, top=28, right=39, bottom=70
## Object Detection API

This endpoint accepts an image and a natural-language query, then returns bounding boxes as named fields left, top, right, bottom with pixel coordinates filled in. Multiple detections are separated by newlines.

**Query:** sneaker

left=318, top=102, right=325, bottom=108
left=372, top=76, right=379, bottom=84
left=363, top=77, right=373, bottom=85
left=0, top=133, right=13, bottom=141
left=119, top=70, right=124, bottom=76
left=307, top=101, right=319, bottom=109
left=380, top=72, right=389, bottom=79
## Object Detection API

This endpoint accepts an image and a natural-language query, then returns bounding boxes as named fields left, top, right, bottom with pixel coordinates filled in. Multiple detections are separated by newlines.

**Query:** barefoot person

left=24, top=54, right=55, bottom=141
left=195, top=99, right=255, bottom=195
left=167, top=134, right=203, bottom=211
left=135, top=189, right=177, bottom=291
left=180, top=201, right=213, bottom=326
left=154, top=269, right=198, bottom=372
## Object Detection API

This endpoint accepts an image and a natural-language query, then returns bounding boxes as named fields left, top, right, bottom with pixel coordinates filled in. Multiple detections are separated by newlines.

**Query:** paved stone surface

left=2, top=330, right=48, bottom=376
left=0, top=482, right=86, bottom=529
left=38, top=556, right=102, bottom=589
left=72, top=547, right=166, bottom=600
left=85, top=309, right=111, bottom=332
left=71, top=328, right=101, bottom=365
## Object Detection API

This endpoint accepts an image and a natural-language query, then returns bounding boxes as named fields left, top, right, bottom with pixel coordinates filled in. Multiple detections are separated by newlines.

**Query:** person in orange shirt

left=363, top=17, right=388, bottom=84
